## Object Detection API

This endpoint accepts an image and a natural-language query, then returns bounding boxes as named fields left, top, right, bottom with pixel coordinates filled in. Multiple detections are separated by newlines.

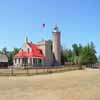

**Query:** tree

left=72, top=44, right=79, bottom=56
left=72, top=44, right=82, bottom=64
left=2, top=47, right=8, bottom=55
left=90, top=42, right=96, bottom=54
left=80, top=44, right=97, bottom=65
left=61, top=47, right=67, bottom=65
left=7, top=52, right=13, bottom=65
left=61, top=48, right=74, bottom=65
left=12, top=48, right=19, bottom=57
left=9, top=48, right=19, bottom=65
left=66, top=49, right=73, bottom=63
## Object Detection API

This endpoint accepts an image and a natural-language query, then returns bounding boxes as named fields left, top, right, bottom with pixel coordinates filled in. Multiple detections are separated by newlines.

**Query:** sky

left=0, top=0, right=100, bottom=55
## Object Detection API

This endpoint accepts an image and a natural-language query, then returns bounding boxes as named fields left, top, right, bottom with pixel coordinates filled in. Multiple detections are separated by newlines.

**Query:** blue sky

left=0, top=0, right=100, bottom=55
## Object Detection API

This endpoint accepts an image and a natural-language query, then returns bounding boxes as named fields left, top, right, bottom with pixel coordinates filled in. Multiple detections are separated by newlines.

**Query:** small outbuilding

left=0, top=53, right=8, bottom=68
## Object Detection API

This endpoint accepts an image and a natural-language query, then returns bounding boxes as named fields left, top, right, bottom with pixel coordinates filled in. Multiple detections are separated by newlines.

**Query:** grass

left=0, top=69, right=100, bottom=100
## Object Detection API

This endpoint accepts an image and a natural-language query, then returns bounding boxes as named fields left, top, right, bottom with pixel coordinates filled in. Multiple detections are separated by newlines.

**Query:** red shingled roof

left=15, top=42, right=44, bottom=58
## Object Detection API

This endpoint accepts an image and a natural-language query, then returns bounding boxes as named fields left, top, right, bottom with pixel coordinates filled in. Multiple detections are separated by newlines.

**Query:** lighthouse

left=52, top=25, right=61, bottom=65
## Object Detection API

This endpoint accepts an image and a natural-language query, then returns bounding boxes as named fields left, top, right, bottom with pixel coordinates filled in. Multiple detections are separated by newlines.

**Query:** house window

left=33, top=58, right=37, bottom=64
left=33, top=58, right=35, bottom=64
left=28, top=48, right=30, bottom=53
left=18, top=58, right=20, bottom=64
left=38, top=59, right=42, bottom=64
left=30, top=58, right=32, bottom=65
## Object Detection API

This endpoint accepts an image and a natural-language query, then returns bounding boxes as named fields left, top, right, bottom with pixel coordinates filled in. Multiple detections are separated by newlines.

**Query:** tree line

left=0, top=41, right=98, bottom=66
left=61, top=42, right=98, bottom=65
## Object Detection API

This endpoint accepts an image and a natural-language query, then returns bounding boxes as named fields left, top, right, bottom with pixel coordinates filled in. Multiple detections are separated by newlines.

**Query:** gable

left=19, top=43, right=32, bottom=53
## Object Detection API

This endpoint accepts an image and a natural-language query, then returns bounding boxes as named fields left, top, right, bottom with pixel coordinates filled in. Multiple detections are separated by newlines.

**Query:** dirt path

left=0, top=69, right=100, bottom=100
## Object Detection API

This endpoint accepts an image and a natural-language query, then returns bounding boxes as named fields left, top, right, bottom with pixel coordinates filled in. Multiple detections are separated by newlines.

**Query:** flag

left=42, top=23, right=45, bottom=28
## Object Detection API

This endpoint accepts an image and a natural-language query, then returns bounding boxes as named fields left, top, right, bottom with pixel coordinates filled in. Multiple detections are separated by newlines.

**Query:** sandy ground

left=0, top=69, right=100, bottom=100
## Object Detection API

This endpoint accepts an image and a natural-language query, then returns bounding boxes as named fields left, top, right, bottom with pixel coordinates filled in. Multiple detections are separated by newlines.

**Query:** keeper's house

left=13, top=40, right=45, bottom=67
left=0, top=53, right=8, bottom=68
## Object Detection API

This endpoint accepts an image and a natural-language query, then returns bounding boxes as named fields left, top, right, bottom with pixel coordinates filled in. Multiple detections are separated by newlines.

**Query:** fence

left=0, top=65, right=82, bottom=76
left=86, top=64, right=100, bottom=68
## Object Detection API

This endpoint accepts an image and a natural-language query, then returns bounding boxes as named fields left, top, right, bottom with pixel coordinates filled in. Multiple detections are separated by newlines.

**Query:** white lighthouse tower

left=52, top=25, right=61, bottom=65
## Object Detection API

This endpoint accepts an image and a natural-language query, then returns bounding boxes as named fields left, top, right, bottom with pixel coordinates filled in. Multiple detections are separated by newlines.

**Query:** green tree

left=2, top=47, right=8, bottom=55
left=72, top=44, right=82, bottom=64
left=90, top=42, right=96, bottom=54
left=61, top=48, right=67, bottom=65
left=61, top=48, right=73, bottom=65
left=7, top=52, right=13, bottom=65
left=67, top=49, right=73, bottom=63
left=12, top=48, right=19, bottom=57
left=80, top=44, right=97, bottom=65
left=9, top=48, right=19, bottom=65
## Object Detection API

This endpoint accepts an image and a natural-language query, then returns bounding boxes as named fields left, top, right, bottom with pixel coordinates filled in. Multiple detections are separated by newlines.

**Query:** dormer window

left=28, top=48, right=30, bottom=53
